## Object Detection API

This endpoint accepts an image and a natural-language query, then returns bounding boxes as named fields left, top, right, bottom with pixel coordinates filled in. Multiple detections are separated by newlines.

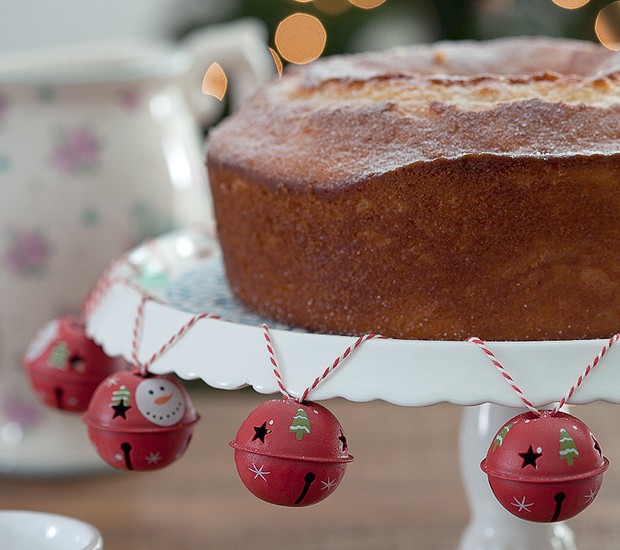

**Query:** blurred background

left=1, top=1, right=618, bottom=65
left=200, top=0, right=620, bottom=119
left=2, top=1, right=618, bottom=122
left=210, top=0, right=620, bottom=57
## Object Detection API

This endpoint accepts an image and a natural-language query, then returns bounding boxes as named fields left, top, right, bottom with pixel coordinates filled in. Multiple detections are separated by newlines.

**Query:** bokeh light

left=269, top=47, right=284, bottom=77
left=551, top=0, right=590, bottom=8
left=202, top=62, right=227, bottom=100
left=314, top=0, right=352, bottom=15
left=349, top=0, right=387, bottom=9
left=275, top=13, right=327, bottom=64
left=595, top=1, right=620, bottom=51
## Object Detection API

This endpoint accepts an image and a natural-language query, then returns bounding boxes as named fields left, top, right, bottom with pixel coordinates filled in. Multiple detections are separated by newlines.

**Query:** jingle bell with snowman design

left=23, top=315, right=120, bottom=412
left=83, top=370, right=199, bottom=471
left=230, top=398, right=354, bottom=507
left=481, top=410, right=609, bottom=523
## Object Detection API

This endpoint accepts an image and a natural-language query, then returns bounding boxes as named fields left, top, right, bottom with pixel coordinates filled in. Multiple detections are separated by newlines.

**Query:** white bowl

left=0, top=511, right=103, bottom=549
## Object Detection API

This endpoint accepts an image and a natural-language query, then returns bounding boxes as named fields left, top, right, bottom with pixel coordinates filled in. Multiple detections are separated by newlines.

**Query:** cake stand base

left=459, top=404, right=577, bottom=550
left=86, top=229, right=615, bottom=547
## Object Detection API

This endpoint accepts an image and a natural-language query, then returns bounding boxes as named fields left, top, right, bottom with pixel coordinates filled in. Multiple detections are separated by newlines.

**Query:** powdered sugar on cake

left=208, top=37, right=620, bottom=190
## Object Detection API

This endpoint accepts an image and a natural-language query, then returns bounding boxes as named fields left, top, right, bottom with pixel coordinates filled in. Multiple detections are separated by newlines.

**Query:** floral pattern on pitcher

left=3, top=228, right=53, bottom=277
left=81, top=206, right=101, bottom=227
left=51, top=126, right=101, bottom=174
left=119, top=87, right=141, bottom=111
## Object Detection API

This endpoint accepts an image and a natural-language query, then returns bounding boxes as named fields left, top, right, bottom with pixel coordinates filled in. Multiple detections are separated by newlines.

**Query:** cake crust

left=207, top=37, right=620, bottom=341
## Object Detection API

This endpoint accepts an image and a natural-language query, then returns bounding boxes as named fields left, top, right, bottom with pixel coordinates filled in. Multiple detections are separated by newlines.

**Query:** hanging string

left=467, top=337, right=539, bottom=415
left=130, top=294, right=220, bottom=377
left=300, top=333, right=384, bottom=403
left=131, top=295, right=149, bottom=374
left=83, top=262, right=169, bottom=325
left=82, top=254, right=131, bottom=322
left=551, top=332, right=620, bottom=415
left=263, top=324, right=291, bottom=398
left=263, top=323, right=384, bottom=403
left=468, top=334, right=620, bottom=416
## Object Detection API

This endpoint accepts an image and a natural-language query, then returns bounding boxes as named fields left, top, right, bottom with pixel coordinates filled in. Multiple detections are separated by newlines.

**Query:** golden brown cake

left=206, top=37, right=620, bottom=341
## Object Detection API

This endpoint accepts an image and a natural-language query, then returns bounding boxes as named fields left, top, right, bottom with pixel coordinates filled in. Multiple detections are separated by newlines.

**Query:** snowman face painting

left=136, top=378, right=186, bottom=427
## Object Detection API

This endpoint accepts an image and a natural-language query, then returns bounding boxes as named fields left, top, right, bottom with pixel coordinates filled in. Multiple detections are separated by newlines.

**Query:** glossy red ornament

left=230, top=398, right=353, bottom=507
left=83, top=370, right=199, bottom=471
left=481, top=411, right=609, bottom=523
left=23, top=315, right=120, bottom=412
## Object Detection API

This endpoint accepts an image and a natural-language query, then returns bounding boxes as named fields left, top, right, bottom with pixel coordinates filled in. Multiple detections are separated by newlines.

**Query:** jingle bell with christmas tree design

left=481, top=410, right=609, bottom=523
left=230, top=398, right=354, bottom=507
left=83, top=370, right=199, bottom=471
left=23, top=315, right=120, bottom=412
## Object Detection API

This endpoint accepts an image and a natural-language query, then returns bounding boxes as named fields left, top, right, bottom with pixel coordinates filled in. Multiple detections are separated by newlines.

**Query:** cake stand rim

left=85, top=228, right=620, bottom=408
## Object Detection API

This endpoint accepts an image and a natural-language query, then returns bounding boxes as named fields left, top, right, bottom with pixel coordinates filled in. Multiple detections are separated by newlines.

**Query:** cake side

left=206, top=37, right=620, bottom=341
left=207, top=37, right=620, bottom=191
left=209, top=154, right=620, bottom=341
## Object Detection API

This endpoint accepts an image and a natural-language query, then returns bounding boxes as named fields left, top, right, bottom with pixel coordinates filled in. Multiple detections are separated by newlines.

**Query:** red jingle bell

left=23, top=315, right=120, bottom=412
left=230, top=398, right=353, bottom=507
left=481, top=411, right=609, bottom=523
left=83, top=370, right=199, bottom=471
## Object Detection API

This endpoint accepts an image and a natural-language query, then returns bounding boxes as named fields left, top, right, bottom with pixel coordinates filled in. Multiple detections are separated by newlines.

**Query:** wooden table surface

left=1, top=388, right=619, bottom=549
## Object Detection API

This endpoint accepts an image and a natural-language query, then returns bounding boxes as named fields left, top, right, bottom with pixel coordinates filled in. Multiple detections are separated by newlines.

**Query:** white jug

left=0, top=18, right=273, bottom=474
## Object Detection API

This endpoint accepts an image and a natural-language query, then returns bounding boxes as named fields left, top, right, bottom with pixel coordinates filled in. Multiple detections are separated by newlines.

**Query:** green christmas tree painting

left=492, top=421, right=516, bottom=452
left=559, top=428, right=579, bottom=466
left=111, top=385, right=131, bottom=407
left=290, top=408, right=311, bottom=441
left=49, top=341, right=69, bottom=369
left=110, top=385, right=132, bottom=419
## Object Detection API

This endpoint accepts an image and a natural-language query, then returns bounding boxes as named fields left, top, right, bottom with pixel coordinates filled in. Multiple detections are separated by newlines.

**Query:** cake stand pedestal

left=86, top=229, right=620, bottom=550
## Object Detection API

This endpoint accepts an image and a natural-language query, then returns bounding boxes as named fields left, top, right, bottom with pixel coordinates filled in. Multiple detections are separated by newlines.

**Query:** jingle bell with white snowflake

left=83, top=370, right=199, bottom=471
left=481, top=410, right=609, bottom=523
left=23, top=315, right=120, bottom=412
left=230, top=398, right=353, bottom=507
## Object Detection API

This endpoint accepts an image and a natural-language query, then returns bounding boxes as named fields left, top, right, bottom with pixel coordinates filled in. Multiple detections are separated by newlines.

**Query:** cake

left=205, top=37, right=620, bottom=341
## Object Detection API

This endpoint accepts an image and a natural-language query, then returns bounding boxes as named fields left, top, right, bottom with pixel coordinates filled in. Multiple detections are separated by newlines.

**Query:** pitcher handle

left=180, top=18, right=275, bottom=127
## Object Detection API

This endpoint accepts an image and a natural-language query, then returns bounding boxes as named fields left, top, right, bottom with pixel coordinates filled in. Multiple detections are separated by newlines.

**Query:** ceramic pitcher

left=0, top=18, right=273, bottom=474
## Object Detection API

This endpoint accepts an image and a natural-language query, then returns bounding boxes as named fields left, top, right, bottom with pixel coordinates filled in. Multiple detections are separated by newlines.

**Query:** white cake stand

left=86, top=228, right=620, bottom=550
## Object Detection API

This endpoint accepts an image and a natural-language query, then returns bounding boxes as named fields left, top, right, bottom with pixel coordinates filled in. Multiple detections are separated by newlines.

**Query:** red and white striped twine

left=131, top=294, right=220, bottom=377
left=82, top=255, right=129, bottom=321
left=468, top=334, right=620, bottom=415
left=262, top=323, right=384, bottom=403
left=467, top=337, right=539, bottom=415
left=82, top=254, right=172, bottom=325
left=83, top=245, right=223, bottom=377
left=131, top=295, right=149, bottom=373
left=551, top=332, right=620, bottom=415
left=262, top=324, right=290, bottom=398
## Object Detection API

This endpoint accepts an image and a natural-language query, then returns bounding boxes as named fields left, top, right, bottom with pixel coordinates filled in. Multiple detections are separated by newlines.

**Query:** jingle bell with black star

left=83, top=370, right=199, bottom=471
left=481, top=410, right=609, bottom=523
left=230, top=398, right=353, bottom=507
left=23, top=315, right=120, bottom=412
